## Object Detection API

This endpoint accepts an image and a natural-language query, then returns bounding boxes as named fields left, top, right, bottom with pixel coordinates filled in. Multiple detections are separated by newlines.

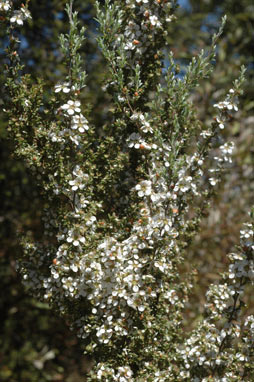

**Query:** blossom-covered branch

left=2, top=0, right=253, bottom=381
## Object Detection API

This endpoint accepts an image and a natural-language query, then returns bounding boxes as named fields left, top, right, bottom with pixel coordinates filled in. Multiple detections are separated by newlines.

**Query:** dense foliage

left=1, top=0, right=253, bottom=381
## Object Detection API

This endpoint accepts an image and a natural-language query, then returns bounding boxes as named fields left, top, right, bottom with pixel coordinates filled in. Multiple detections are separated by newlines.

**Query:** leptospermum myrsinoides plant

left=3, top=0, right=254, bottom=380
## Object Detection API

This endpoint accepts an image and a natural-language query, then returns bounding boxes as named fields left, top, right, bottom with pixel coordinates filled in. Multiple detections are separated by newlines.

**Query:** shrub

left=2, top=0, right=254, bottom=380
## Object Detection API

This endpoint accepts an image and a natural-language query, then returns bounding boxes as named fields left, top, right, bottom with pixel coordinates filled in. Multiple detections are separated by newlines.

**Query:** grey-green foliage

left=3, top=0, right=254, bottom=381
left=59, top=0, right=87, bottom=89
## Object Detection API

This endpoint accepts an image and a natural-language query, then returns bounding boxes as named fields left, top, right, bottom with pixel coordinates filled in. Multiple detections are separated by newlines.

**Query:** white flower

left=69, top=131, right=81, bottom=146
left=130, top=112, right=140, bottom=121
left=219, top=141, right=235, bottom=162
left=127, top=132, right=155, bottom=150
left=135, top=180, right=152, bottom=197
left=66, top=229, right=86, bottom=247
left=154, top=260, right=167, bottom=273
left=69, top=176, right=88, bottom=191
left=10, top=8, right=31, bottom=25
left=75, top=195, right=90, bottom=210
left=164, top=290, right=179, bottom=304
left=240, top=224, right=254, bottom=239
left=175, top=175, right=195, bottom=194
left=209, top=177, right=218, bottom=186
left=166, top=16, right=174, bottom=23
left=10, top=10, right=24, bottom=25
left=70, top=262, right=79, bottom=272
left=62, top=276, right=77, bottom=295
left=214, top=100, right=238, bottom=112
left=116, top=366, right=133, bottom=381
left=68, top=166, right=89, bottom=191
left=118, top=95, right=125, bottom=102
left=130, top=113, right=152, bottom=133
left=86, top=216, right=97, bottom=226
left=54, top=82, right=71, bottom=93
left=71, top=114, right=89, bottom=132
left=215, top=117, right=225, bottom=129
left=0, top=0, right=11, bottom=11
left=61, top=100, right=81, bottom=115
left=149, top=15, right=161, bottom=27
left=51, top=268, right=59, bottom=279
left=21, top=7, right=31, bottom=20
left=124, top=41, right=137, bottom=51
left=127, top=132, right=141, bottom=147
left=200, top=130, right=212, bottom=138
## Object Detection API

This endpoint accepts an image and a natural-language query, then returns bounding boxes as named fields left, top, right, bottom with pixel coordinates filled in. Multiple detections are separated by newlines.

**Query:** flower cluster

left=122, top=0, right=173, bottom=59
left=5, top=1, right=252, bottom=381
left=213, top=89, right=239, bottom=131
left=96, top=364, right=133, bottom=382
left=205, top=87, right=241, bottom=188
left=0, top=1, right=31, bottom=25
left=47, top=99, right=89, bottom=146
left=178, top=218, right=254, bottom=380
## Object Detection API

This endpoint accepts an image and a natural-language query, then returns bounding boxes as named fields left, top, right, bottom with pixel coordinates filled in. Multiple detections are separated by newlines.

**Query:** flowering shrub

left=2, top=0, right=254, bottom=381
